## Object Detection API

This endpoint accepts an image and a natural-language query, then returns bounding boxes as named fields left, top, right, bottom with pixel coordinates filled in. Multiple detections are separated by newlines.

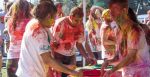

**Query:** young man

left=16, top=2, right=81, bottom=77
left=51, top=6, right=96, bottom=77
left=102, top=0, right=150, bottom=77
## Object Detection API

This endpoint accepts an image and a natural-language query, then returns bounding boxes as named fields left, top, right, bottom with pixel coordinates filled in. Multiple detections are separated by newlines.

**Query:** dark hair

left=109, top=0, right=128, bottom=8
left=40, top=0, right=53, bottom=3
left=128, top=7, right=139, bottom=23
left=69, top=7, right=83, bottom=18
left=11, top=0, right=31, bottom=30
left=128, top=8, right=150, bottom=46
left=33, top=1, right=57, bottom=20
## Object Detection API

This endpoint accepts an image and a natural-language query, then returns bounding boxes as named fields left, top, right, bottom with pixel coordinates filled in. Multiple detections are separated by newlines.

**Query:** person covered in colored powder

left=51, top=6, right=96, bottom=77
left=101, top=0, right=150, bottom=77
left=100, top=9, right=117, bottom=60
left=85, top=6, right=103, bottom=60
left=6, top=0, right=32, bottom=77
left=16, top=1, right=82, bottom=77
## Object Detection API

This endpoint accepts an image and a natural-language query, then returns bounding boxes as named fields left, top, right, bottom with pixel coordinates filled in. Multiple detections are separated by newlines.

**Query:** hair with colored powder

left=40, top=0, right=53, bottom=3
left=90, top=6, right=103, bottom=19
left=69, top=6, right=83, bottom=18
left=11, top=0, right=31, bottom=30
left=32, top=1, right=57, bottom=21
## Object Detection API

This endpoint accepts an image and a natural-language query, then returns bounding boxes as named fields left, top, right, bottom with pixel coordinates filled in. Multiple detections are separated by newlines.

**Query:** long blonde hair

left=11, top=0, right=31, bottom=30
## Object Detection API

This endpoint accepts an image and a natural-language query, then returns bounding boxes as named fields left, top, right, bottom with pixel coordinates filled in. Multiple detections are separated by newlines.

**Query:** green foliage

left=57, top=0, right=94, bottom=15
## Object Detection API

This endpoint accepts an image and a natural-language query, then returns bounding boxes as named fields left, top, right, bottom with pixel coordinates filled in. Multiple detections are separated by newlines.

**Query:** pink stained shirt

left=116, top=24, right=150, bottom=77
left=7, top=18, right=30, bottom=59
left=52, top=16, right=85, bottom=56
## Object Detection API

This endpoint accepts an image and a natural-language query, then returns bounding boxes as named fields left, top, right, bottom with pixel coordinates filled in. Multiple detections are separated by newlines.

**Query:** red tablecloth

left=82, top=69, right=122, bottom=77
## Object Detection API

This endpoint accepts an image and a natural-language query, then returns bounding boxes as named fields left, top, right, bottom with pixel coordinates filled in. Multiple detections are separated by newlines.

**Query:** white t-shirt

left=16, top=19, right=51, bottom=77
left=52, top=17, right=84, bottom=56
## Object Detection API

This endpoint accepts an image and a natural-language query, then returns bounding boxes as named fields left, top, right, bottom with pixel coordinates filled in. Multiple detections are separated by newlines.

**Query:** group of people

left=0, top=0, right=150, bottom=77
left=100, top=0, right=150, bottom=77
left=2, top=0, right=95, bottom=77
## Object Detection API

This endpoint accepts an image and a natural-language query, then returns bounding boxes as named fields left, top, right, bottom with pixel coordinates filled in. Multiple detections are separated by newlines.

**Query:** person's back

left=7, top=18, right=30, bottom=58
left=6, top=1, right=31, bottom=77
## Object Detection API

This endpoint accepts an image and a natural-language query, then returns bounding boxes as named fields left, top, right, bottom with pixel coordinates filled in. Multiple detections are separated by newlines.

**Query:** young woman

left=6, top=1, right=31, bottom=77
left=85, top=6, right=103, bottom=59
